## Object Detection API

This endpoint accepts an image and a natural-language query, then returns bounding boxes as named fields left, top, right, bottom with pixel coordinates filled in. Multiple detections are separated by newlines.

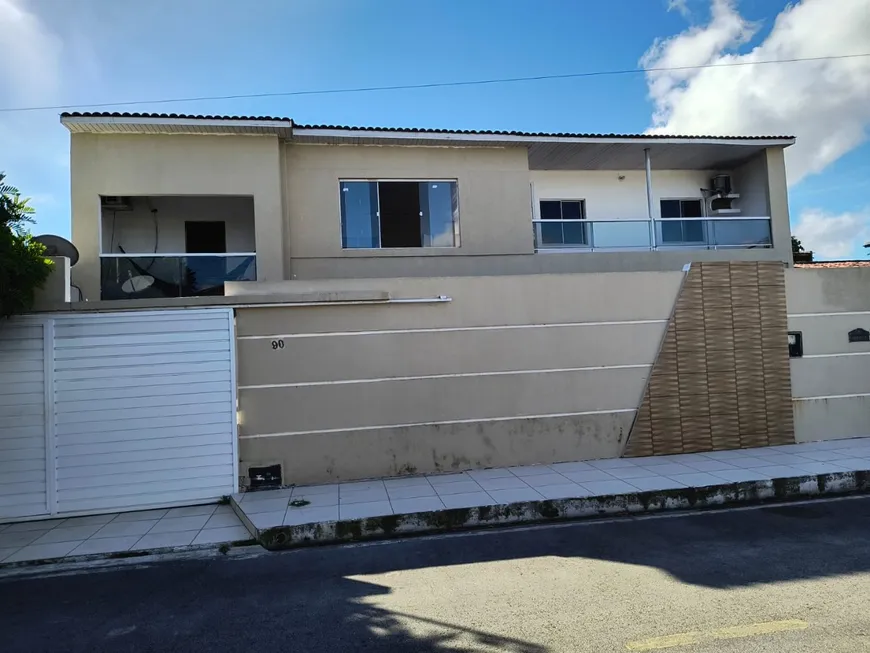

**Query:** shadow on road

left=2, top=498, right=869, bottom=652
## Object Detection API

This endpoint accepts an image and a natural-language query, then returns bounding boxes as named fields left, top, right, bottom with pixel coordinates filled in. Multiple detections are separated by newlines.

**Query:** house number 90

left=271, top=340, right=285, bottom=350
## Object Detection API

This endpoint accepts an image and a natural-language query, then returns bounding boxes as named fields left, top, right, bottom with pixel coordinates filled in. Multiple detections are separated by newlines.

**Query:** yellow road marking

left=626, top=619, right=809, bottom=651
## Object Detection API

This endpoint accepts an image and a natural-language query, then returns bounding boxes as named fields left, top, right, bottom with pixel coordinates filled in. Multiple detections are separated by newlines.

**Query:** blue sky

left=2, top=0, right=869, bottom=258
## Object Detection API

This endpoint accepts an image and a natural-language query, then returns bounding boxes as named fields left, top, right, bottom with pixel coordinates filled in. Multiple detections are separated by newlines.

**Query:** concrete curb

left=255, top=470, right=870, bottom=550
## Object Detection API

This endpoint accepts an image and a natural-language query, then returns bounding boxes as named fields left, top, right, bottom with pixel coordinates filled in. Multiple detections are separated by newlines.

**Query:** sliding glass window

left=340, top=181, right=459, bottom=249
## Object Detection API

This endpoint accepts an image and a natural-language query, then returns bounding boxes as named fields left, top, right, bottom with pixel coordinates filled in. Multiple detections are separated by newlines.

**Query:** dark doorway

left=379, top=182, right=422, bottom=248
left=185, top=221, right=227, bottom=253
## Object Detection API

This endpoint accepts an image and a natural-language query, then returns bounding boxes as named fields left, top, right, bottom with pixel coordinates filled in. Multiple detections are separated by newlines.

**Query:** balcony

left=100, top=254, right=257, bottom=300
left=532, top=217, right=773, bottom=252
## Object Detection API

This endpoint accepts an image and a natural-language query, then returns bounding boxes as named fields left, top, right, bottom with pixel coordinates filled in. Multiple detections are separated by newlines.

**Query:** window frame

left=338, top=178, right=461, bottom=250
left=535, top=198, right=588, bottom=249
left=658, top=197, right=707, bottom=245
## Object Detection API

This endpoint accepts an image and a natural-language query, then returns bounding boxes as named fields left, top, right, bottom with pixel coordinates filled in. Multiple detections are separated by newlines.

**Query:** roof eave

left=291, top=127, right=795, bottom=148
left=60, top=115, right=294, bottom=137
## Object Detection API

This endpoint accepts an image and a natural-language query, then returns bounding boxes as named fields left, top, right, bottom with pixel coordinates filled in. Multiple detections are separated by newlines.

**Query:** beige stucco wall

left=70, top=133, right=285, bottom=300
left=787, top=268, right=870, bottom=442
left=285, top=145, right=791, bottom=280
left=234, top=271, right=683, bottom=485
left=282, top=143, right=533, bottom=264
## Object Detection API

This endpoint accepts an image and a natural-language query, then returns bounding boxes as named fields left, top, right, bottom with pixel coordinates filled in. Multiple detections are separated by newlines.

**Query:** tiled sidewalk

left=0, top=503, right=251, bottom=564
left=235, top=437, right=870, bottom=530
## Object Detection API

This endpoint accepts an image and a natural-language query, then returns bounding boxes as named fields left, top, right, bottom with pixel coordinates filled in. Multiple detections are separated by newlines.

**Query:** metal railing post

left=644, top=148, right=656, bottom=250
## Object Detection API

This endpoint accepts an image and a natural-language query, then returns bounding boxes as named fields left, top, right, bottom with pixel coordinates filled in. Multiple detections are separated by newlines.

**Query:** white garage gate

left=0, top=308, right=237, bottom=521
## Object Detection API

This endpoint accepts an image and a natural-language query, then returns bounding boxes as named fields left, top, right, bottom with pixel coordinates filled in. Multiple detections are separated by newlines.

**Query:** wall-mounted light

left=848, top=328, right=870, bottom=343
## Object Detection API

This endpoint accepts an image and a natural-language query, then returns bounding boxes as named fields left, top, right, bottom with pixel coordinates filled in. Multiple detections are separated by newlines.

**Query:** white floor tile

left=829, top=458, right=870, bottom=471
left=93, top=519, right=159, bottom=539
left=433, top=481, right=484, bottom=496
left=666, top=472, right=726, bottom=488
left=243, top=488, right=294, bottom=501
left=213, top=505, right=237, bottom=515
left=440, top=492, right=494, bottom=509
left=636, top=463, right=697, bottom=476
left=132, top=530, right=198, bottom=550
left=710, top=469, right=769, bottom=483
left=110, top=509, right=168, bottom=522
left=521, top=473, right=574, bottom=488
left=33, top=524, right=104, bottom=544
left=630, top=456, right=683, bottom=467
left=548, top=461, right=595, bottom=473
left=508, top=465, right=556, bottom=477
left=731, top=456, right=779, bottom=469
left=148, top=515, right=210, bottom=534
left=339, top=481, right=386, bottom=493
left=70, top=536, right=140, bottom=556
left=390, top=496, right=445, bottom=514
left=487, top=488, right=544, bottom=504
left=192, top=526, right=251, bottom=545
left=628, top=476, right=687, bottom=492
left=56, top=514, right=116, bottom=528
left=340, top=489, right=389, bottom=504
left=682, top=459, right=740, bottom=473
left=476, top=476, right=530, bottom=491
left=560, top=470, right=615, bottom=484
left=466, top=468, right=515, bottom=481
left=697, top=450, right=750, bottom=461
left=383, top=476, right=432, bottom=488
left=426, top=472, right=472, bottom=485
left=283, top=506, right=339, bottom=526
left=0, top=547, right=19, bottom=562
left=753, top=453, right=812, bottom=466
left=248, top=511, right=286, bottom=529
left=605, top=466, right=655, bottom=480
left=5, top=541, right=78, bottom=562
left=164, top=505, right=217, bottom=518
left=753, top=465, right=809, bottom=478
left=3, top=520, right=61, bottom=533
left=241, top=498, right=290, bottom=514
left=789, top=461, right=851, bottom=475
left=204, top=513, right=244, bottom=529
left=796, top=450, right=856, bottom=462
left=386, top=484, right=437, bottom=500
left=0, top=530, right=46, bottom=549
left=288, top=493, right=340, bottom=508
left=579, top=480, right=638, bottom=496
left=537, top=483, right=592, bottom=500
left=290, top=484, right=339, bottom=496
left=340, top=501, right=393, bottom=520
left=587, top=458, right=637, bottom=470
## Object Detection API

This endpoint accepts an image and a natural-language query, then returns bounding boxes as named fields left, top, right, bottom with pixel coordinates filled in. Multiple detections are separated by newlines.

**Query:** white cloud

left=0, top=0, right=62, bottom=102
left=642, top=0, right=870, bottom=185
left=667, top=0, right=691, bottom=18
left=792, top=207, right=870, bottom=259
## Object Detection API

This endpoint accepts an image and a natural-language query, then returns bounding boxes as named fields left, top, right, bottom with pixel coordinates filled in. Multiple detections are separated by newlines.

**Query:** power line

left=2, top=52, right=868, bottom=114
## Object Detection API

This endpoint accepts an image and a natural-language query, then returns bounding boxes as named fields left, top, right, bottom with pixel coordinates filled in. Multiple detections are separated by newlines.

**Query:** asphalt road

left=3, top=497, right=870, bottom=652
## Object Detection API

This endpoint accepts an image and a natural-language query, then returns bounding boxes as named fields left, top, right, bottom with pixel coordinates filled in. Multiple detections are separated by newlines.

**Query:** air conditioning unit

left=707, top=175, right=740, bottom=215
left=100, top=196, right=133, bottom=211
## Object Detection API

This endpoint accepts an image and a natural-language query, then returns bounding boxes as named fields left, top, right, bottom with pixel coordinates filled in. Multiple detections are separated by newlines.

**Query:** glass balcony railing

left=533, top=217, right=772, bottom=252
left=100, top=254, right=257, bottom=300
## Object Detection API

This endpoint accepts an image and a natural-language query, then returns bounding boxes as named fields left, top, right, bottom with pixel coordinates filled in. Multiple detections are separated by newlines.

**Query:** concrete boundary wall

left=787, top=268, right=870, bottom=443
left=234, top=271, right=683, bottom=485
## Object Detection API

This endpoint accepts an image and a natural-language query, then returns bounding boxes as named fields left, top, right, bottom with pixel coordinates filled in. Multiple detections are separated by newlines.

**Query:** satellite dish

left=121, top=274, right=155, bottom=294
left=33, top=235, right=79, bottom=267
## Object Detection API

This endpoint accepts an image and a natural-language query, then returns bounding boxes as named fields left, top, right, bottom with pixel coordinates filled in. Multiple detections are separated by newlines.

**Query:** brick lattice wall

left=624, top=262, right=794, bottom=457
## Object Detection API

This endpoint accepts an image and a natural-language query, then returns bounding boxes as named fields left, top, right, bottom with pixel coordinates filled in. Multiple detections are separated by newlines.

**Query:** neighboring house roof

left=794, top=261, right=870, bottom=268
left=59, top=112, right=795, bottom=170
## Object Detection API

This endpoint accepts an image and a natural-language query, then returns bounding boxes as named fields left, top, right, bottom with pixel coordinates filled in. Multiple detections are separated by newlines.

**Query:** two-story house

left=59, top=112, right=796, bottom=488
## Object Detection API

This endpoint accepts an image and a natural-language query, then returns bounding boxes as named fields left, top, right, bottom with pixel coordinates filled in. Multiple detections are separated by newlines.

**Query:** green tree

left=0, top=173, right=53, bottom=318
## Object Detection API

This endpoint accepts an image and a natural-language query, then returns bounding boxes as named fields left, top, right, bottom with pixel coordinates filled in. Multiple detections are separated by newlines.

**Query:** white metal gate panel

left=0, top=320, right=50, bottom=520
left=52, top=309, right=237, bottom=515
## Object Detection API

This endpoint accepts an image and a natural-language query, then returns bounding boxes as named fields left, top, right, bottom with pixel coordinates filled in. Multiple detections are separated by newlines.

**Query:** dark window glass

left=681, top=200, right=703, bottom=218
left=540, top=200, right=562, bottom=220
left=561, top=201, right=583, bottom=220
left=340, top=182, right=379, bottom=248
left=660, top=200, right=681, bottom=219
left=562, top=222, right=588, bottom=245
left=185, top=221, right=226, bottom=253
left=540, top=223, right=564, bottom=245
left=660, top=221, right=684, bottom=242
